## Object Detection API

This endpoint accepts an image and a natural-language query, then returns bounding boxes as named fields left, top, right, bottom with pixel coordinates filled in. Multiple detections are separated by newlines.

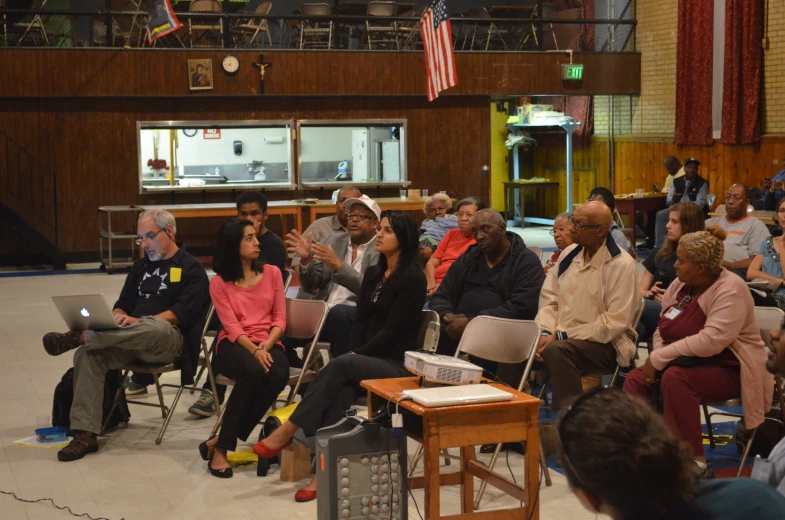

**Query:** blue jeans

left=635, top=298, right=662, bottom=343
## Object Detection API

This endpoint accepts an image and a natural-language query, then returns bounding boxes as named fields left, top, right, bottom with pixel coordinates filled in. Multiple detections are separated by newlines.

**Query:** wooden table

left=613, top=194, right=667, bottom=247
left=709, top=210, right=776, bottom=226
left=362, top=377, right=541, bottom=520
left=307, top=197, right=426, bottom=223
left=137, top=201, right=305, bottom=237
left=503, top=181, right=560, bottom=227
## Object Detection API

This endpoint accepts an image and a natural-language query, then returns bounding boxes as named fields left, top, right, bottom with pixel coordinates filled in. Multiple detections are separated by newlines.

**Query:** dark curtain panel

left=553, top=0, right=595, bottom=51
left=674, top=0, right=714, bottom=146
left=721, top=0, right=764, bottom=145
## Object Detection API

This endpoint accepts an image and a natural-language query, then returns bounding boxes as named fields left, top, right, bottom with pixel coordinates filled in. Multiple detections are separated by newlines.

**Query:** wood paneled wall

left=0, top=50, right=641, bottom=98
left=613, top=136, right=785, bottom=201
left=532, top=136, right=785, bottom=218
left=532, top=137, right=610, bottom=212
left=0, top=96, right=490, bottom=255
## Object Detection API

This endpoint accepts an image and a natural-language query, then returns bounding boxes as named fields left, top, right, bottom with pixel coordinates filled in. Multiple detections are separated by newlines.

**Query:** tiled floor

left=0, top=261, right=610, bottom=520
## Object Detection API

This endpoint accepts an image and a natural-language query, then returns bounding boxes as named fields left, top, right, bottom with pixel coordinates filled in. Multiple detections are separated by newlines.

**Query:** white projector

left=404, top=351, right=483, bottom=385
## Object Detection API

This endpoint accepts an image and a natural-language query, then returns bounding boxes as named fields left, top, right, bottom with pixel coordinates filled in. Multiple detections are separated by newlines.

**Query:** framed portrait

left=188, top=59, right=213, bottom=91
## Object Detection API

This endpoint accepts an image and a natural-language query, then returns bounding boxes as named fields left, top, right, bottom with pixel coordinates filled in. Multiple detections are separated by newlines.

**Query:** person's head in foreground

left=335, top=186, right=362, bottom=227
left=455, top=197, right=486, bottom=237
left=558, top=388, right=785, bottom=520
left=212, top=218, right=264, bottom=282
left=723, top=183, right=750, bottom=220
left=675, top=225, right=726, bottom=286
left=376, top=210, right=421, bottom=274
left=235, top=191, right=269, bottom=234
left=472, top=208, right=508, bottom=257
left=550, top=212, right=573, bottom=252
left=423, top=193, right=452, bottom=220
left=588, top=186, right=617, bottom=213
left=569, top=201, right=612, bottom=250
left=658, top=201, right=705, bottom=261
left=137, top=209, right=178, bottom=262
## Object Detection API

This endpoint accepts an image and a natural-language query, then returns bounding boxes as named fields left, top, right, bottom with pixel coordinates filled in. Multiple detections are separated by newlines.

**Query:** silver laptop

left=52, top=294, right=121, bottom=331
left=403, top=384, right=513, bottom=408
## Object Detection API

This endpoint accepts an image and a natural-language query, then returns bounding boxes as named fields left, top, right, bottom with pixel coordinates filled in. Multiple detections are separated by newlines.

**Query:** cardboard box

left=279, top=445, right=312, bottom=482
left=517, top=104, right=554, bottom=124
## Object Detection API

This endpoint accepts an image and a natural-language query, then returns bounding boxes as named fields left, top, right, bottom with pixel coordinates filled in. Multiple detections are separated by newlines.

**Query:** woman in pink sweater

left=199, top=218, right=289, bottom=478
left=624, top=225, right=774, bottom=477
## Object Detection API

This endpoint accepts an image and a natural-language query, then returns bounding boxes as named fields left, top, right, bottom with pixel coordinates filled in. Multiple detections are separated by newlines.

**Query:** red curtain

left=721, top=0, right=764, bottom=145
left=674, top=0, right=714, bottom=146
left=553, top=0, right=595, bottom=51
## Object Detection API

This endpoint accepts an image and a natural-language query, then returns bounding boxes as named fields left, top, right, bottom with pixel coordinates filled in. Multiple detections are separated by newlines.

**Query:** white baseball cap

left=344, top=195, right=381, bottom=220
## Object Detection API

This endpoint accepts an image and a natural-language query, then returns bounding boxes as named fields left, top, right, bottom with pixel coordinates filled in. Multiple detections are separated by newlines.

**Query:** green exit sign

left=561, top=64, right=584, bottom=80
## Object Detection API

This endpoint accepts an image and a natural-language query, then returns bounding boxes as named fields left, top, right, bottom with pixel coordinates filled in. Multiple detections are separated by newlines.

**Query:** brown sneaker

left=57, top=433, right=98, bottom=462
left=42, top=330, right=83, bottom=356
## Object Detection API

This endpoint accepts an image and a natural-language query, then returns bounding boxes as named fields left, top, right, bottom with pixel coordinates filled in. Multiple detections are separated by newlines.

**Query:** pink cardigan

left=651, top=268, right=774, bottom=429
left=209, top=265, right=286, bottom=348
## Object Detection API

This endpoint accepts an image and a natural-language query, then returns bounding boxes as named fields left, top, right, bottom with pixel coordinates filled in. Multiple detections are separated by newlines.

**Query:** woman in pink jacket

left=198, top=218, right=289, bottom=478
left=624, top=225, right=774, bottom=477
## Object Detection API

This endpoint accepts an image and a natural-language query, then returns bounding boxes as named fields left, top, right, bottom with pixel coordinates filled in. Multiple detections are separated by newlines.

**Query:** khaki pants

left=70, top=317, right=182, bottom=434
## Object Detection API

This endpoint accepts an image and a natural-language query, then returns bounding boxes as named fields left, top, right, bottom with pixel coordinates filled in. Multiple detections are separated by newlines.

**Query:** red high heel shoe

left=294, top=488, right=317, bottom=503
left=252, top=437, right=293, bottom=459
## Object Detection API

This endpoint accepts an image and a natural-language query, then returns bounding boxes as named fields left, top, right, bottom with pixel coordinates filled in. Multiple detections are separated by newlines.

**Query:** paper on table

left=13, top=435, right=72, bottom=450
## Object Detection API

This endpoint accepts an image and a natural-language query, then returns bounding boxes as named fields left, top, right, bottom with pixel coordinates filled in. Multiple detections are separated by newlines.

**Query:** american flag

left=420, top=0, right=458, bottom=102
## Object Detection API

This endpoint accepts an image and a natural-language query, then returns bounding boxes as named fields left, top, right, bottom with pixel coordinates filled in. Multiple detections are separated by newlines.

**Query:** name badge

left=663, top=306, right=682, bottom=320
left=170, top=267, right=182, bottom=283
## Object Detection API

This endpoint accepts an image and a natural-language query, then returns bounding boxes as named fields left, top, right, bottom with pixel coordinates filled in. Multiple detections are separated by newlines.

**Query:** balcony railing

left=0, top=6, right=635, bottom=53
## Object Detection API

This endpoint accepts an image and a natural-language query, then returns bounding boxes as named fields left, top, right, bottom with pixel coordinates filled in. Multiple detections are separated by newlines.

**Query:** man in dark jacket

left=429, top=209, right=545, bottom=370
left=41, top=209, right=209, bottom=461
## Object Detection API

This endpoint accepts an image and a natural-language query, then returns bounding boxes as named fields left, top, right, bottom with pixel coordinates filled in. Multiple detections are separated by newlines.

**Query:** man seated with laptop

left=44, top=209, right=209, bottom=462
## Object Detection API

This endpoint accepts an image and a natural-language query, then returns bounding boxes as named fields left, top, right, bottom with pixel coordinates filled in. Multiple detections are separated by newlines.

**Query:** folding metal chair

left=364, top=1, right=398, bottom=50
left=608, top=297, right=645, bottom=387
left=299, top=3, right=333, bottom=49
left=188, top=0, right=223, bottom=48
left=702, top=306, right=785, bottom=476
left=231, top=1, right=273, bottom=48
left=527, top=246, right=543, bottom=263
left=15, top=0, right=49, bottom=46
left=103, top=305, right=217, bottom=444
left=208, top=298, right=330, bottom=438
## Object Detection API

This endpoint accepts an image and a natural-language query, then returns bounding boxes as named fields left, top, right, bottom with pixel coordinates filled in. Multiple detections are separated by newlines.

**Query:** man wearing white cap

left=286, top=195, right=381, bottom=356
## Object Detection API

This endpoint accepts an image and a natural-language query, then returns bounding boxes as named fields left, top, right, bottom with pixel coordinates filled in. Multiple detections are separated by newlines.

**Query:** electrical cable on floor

left=0, top=489, right=124, bottom=520
left=408, top=488, right=424, bottom=520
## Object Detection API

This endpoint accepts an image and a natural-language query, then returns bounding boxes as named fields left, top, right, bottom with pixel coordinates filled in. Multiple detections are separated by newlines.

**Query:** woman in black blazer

left=253, top=210, right=427, bottom=502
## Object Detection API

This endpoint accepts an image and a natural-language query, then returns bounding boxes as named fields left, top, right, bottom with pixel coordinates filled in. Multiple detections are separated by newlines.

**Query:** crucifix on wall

left=253, top=53, right=272, bottom=94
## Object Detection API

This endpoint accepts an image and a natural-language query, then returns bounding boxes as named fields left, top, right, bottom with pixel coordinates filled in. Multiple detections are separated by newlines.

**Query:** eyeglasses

left=135, top=228, right=165, bottom=245
left=568, top=215, right=603, bottom=231
left=548, top=228, right=567, bottom=236
left=724, top=195, right=745, bottom=202
left=455, top=212, right=476, bottom=220
left=347, top=213, right=376, bottom=222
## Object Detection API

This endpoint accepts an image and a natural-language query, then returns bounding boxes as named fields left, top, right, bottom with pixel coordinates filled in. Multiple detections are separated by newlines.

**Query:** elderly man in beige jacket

left=535, top=201, right=639, bottom=410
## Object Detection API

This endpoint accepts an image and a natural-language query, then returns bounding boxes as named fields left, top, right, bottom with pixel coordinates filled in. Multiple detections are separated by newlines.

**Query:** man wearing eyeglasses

left=41, top=209, right=209, bottom=461
left=705, top=183, right=771, bottom=278
left=535, top=201, right=639, bottom=411
left=286, top=195, right=381, bottom=357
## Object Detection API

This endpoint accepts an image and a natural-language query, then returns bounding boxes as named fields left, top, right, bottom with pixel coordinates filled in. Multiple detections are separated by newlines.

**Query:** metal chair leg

left=540, top=438, right=552, bottom=486
left=737, top=427, right=757, bottom=477
left=408, top=443, right=424, bottom=477
left=156, top=385, right=183, bottom=445
left=702, top=405, right=716, bottom=449
left=153, top=375, right=167, bottom=418
left=474, top=441, right=504, bottom=509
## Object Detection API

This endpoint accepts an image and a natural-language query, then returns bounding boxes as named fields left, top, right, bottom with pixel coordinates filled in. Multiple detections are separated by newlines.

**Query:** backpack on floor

left=52, top=367, right=131, bottom=433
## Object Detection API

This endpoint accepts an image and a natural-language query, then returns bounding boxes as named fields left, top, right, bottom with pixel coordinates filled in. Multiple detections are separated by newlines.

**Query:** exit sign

left=561, top=64, right=584, bottom=80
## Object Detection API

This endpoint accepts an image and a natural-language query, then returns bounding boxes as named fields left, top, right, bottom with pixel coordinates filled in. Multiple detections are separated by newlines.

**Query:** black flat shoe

left=199, top=441, right=210, bottom=461
left=208, top=464, right=233, bottom=478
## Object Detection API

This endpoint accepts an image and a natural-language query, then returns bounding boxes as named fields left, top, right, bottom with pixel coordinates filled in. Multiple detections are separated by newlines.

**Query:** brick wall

left=628, top=0, right=678, bottom=135
left=763, top=1, right=785, bottom=133
left=594, top=95, right=634, bottom=136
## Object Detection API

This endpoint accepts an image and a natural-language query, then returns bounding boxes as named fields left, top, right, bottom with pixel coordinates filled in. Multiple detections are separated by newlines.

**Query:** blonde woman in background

left=419, top=193, right=457, bottom=261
